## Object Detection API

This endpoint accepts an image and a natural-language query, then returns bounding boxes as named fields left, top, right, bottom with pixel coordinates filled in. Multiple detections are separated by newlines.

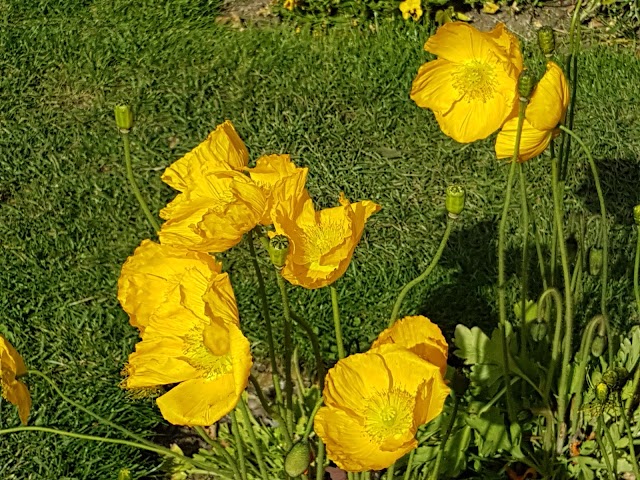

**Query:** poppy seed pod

left=634, top=204, right=640, bottom=226
left=114, top=105, right=134, bottom=132
left=445, top=185, right=465, bottom=218
left=269, top=235, right=290, bottom=269
left=537, top=26, right=555, bottom=56
left=518, top=70, right=536, bottom=100
left=285, top=440, right=311, bottom=477
left=590, top=335, right=606, bottom=357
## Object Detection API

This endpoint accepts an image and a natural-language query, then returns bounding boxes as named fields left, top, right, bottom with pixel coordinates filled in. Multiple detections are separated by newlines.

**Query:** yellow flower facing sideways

left=0, top=335, right=31, bottom=425
left=371, top=315, right=448, bottom=378
left=399, top=0, right=423, bottom=21
left=411, top=22, right=523, bottom=143
left=314, top=344, right=450, bottom=472
left=272, top=174, right=381, bottom=289
left=495, top=61, right=570, bottom=162
left=122, top=267, right=252, bottom=426
left=118, top=240, right=221, bottom=334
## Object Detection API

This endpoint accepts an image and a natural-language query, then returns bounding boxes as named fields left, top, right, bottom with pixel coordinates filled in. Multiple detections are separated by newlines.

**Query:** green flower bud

left=114, top=105, right=134, bottom=132
left=285, top=440, right=311, bottom=477
left=595, top=382, right=609, bottom=402
left=530, top=321, right=548, bottom=342
left=518, top=70, right=536, bottom=100
left=537, top=26, right=556, bottom=56
left=588, top=247, right=603, bottom=276
left=269, top=235, right=290, bottom=269
left=590, top=335, right=606, bottom=357
left=602, top=367, right=628, bottom=391
left=634, top=204, right=640, bottom=226
left=445, top=185, right=465, bottom=218
left=117, top=469, right=132, bottom=480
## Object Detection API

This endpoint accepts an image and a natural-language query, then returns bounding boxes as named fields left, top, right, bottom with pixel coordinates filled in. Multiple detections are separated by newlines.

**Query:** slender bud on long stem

left=537, top=26, right=556, bottom=57
left=445, top=185, right=465, bottom=218
left=114, top=105, right=134, bottom=132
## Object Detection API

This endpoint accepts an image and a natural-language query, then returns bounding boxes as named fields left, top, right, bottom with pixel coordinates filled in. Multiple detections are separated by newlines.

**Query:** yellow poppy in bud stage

left=123, top=270, right=251, bottom=426
left=371, top=315, right=448, bottom=378
left=117, top=240, right=222, bottom=333
left=495, top=61, right=569, bottom=162
left=161, top=120, right=249, bottom=192
left=246, top=154, right=309, bottom=225
left=314, top=344, right=450, bottom=472
left=272, top=176, right=380, bottom=289
left=159, top=169, right=267, bottom=253
left=0, top=335, right=31, bottom=425
left=399, top=0, right=423, bottom=21
left=411, top=22, right=523, bottom=143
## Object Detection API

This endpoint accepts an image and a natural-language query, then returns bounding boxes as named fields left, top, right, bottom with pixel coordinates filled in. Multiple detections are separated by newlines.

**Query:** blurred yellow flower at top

left=118, top=240, right=222, bottom=334
left=495, top=61, right=569, bottom=162
left=411, top=22, right=523, bottom=143
left=283, top=0, right=297, bottom=10
left=0, top=335, right=31, bottom=425
left=123, top=268, right=251, bottom=426
left=371, top=315, right=448, bottom=378
left=314, top=344, right=450, bottom=472
left=272, top=176, right=380, bottom=289
left=399, top=0, right=422, bottom=21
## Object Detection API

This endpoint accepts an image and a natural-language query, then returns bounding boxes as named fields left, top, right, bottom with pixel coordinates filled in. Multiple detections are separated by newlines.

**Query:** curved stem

left=518, top=163, right=531, bottom=358
left=275, top=272, right=295, bottom=438
left=230, top=410, right=248, bottom=480
left=596, top=417, right=616, bottom=480
left=538, top=288, right=563, bottom=403
left=635, top=227, right=640, bottom=313
left=248, top=375, right=293, bottom=448
left=330, top=286, right=345, bottom=359
left=0, top=426, right=217, bottom=473
left=402, top=449, right=415, bottom=480
left=194, top=425, right=242, bottom=480
left=248, top=229, right=283, bottom=406
left=28, top=370, right=155, bottom=448
left=385, top=464, right=395, bottom=480
left=303, top=398, right=324, bottom=439
left=237, top=398, right=269, bottom=480
left=389, top=217, right=453, bottom=326
left=619, top=393, right=640, bottom=478
left=527, top=195, right=548, bottom=292
left=291, top=311, right=325, bottom=386
left=430, top=395, right=460, bottom=480
left=551, top=156, right=574, bottom=454
left=602, top=421, right=618, bottom=477
left=120, top=132, right=160, bottom=232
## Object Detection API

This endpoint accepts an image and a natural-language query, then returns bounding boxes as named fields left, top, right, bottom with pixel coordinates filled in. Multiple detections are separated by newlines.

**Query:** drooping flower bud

left=114, top=105, right=134, bottom=132
left=285, top=440, right=311, bottom=477
left=537, top=26, right=556, bottom=57
left=590, top=335, right=606, bottom=357
left=588, top=247, right=603, bottom=276
left=269, top=235, right=290, bottom=269
left=445, top=185, right=465, bottom=218
left=518, top=70, right=536, bottom=100
left=634, top=204, right=640, bottom=226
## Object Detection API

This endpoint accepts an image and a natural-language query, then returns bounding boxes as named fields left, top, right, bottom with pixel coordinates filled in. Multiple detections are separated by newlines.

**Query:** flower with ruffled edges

left=1, top=335, right=31, bottom=425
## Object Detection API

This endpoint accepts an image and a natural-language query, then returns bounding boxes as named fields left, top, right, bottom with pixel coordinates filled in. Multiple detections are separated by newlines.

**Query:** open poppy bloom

left=122, top=270, right=251, bottom=426
left=118, top=240, right=221, bottom=334
left=371, top=315, right=448, bottom=378
left=314, top=344, right=450, bottom=472
left=411, top=22, right=523, bottom=143
left=272, top=176, right=380, bottom=289
left=0, top=335, right=31, bottom=425
left=495, top=61, right=569, bottom=162
left=399, top=0, right=423, bottom=21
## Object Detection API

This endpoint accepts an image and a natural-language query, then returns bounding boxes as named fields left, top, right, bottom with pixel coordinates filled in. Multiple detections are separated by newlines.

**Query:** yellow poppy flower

left=159, top=169, right=267, bottom=253
left=117, top=240, right=223, bottom=333
left=399, top=0, right=423, bottom=21
left=495, top=61, right=570, bottom=162
left=272, top=184, right=381, bottom=289
left=246, top=154, right=309, bottom=225
left=0, top=335, right=31, bottom=425
left=123, top=271, right=250, bottom=426
left=314, top=344, right=450, bottom=472
left=371, top=315, right=448, bottom=378
left=410, top=22, right=523, bottom=143
left=162, top=120, right=249, bottom=192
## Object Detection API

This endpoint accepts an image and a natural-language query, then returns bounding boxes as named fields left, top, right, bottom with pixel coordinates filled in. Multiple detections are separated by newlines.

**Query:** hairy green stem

left=230, top=410, right=248, bottom=480
left=248, top=229, right=283, bottom=405
left=120, top=132, right=160, bottom=232
left=619, top=393, right=640, bottom=478
left=635, top=227, right=640, bottom=313
left=194, top=425, right=242, bottom=479
left=552, top=157, right=574, bottom=454
left=291, top=311, right=325, bottom=386
left=389, top=217, right=454, bottom=326
left=303, top=398, right=323, bottom=439
left=603, top=421, right=618, bottom=477
left=330, top=285, right=345, bottom=359
left=315, top=438, right=326, bottom=480
left=386, top=464, right=395, bottom=479
left=275, top=273, right=295, bottom=437
left=237, top=398, right=269, bottom=480
left=403, top=449, right=415, bottom=480
left=518, top=163, right=531, bottom=358
left=527, top=196, right=548, bottom=292
left=596, top=417, right=616, bottom=480
left=538, top=288, right=563, bottom=404
left=430, top=395, right=460, bottom=480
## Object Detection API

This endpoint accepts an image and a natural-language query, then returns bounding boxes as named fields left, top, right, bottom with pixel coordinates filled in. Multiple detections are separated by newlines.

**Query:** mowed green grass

left=1, top=0, right=640, bottom=477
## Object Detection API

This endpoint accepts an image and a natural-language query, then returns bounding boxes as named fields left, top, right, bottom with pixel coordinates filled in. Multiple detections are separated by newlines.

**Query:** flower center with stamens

left=363, top=389, right=415, bottom=443
left=452, top=60, right=497, bottom=103
left=301, top=222, right=347, bottom=265
left=183, top=323, right=233, bottom=381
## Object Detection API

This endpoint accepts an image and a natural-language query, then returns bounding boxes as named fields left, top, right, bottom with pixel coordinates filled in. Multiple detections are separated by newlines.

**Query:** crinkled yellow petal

left=162, top=121, right=248, bottom=192
left=0, top=336, right=26, bottom=376
left=413, top=374, right=451, bottom=426
left=247, top=154, right=298, bottom=186
left=4, top=379, right=31, bottom=425
left=424, top=22, right=512, bottom=64
left=117, top=240, right=221, bottom=332
left=411, top=59, right=463, bottom=113
left=314, top=407, right=412, bottom=472
left=0, top=336, right=30, bottom=425
left=202, top=273, right=240, bottom=326
left=485, top=23, right=523, bottom=74
left=526, top=61, right=570, bottom=132
left=371, top=315, right=448, bottom=378
left=495, top=117, right=554, bottom=162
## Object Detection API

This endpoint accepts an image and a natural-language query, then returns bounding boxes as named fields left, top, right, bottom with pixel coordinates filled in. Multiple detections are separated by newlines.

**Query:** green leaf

left=513, top=299, right=538, bottom=324
left=465, top=407, right=511, bottom=457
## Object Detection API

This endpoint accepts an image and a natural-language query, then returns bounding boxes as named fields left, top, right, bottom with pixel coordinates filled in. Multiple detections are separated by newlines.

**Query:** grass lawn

left=1, top=0, right=640, bottom=477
